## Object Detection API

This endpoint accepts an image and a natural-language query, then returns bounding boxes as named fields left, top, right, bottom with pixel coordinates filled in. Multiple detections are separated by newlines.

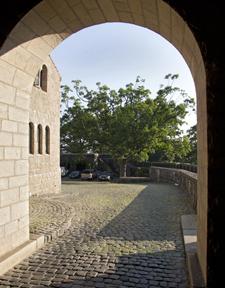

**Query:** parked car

left=81, top=169, right=97, bottom=180
left=60, top=166, right=66, bottom=177
left=69, top=171, right=80, bottom=179
left=99, top=171, right=114, bottom=181
left=97, top=170, right=101, bottom=177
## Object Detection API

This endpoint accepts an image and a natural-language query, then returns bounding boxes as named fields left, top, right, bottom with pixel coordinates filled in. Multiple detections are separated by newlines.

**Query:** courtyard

left=1, top=182, right=195, bottom=288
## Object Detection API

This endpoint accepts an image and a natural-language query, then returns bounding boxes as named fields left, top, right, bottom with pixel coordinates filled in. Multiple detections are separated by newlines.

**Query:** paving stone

left=160, top=282, right=168, bottom=287
left=123, top=282, right=136, bottom=287
left=1, top=183, right=193, bottom=288
left=168, top=283, right=178, bottom=287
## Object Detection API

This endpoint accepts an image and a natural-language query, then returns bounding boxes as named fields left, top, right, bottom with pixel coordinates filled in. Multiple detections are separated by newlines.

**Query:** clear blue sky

left=50, top=22, right=196, bottom=133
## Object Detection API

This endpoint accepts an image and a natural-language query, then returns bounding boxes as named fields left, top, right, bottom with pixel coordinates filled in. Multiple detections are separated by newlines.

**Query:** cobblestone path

left=0, top=182, right=195, bottom=288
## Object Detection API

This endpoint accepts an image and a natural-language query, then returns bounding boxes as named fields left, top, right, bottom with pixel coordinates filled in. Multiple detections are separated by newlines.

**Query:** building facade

left=29, top=56, right=61, bottom=196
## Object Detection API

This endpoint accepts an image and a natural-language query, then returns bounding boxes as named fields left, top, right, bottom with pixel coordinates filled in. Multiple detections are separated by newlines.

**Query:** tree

left=148, top=124, right=197, bottom=164
left=60, top=74, right=195, bottom=177
left=183, top=124, right=197, bottom=164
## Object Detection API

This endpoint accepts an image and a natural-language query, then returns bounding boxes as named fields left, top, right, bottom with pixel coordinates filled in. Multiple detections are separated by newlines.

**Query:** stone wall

left=29, top=56, right=61, bottom=196
left=149, top=167, right=197, bottom=211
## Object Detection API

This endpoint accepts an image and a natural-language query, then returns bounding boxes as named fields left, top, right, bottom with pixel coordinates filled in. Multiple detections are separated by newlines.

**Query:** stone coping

left=0, top=234, right=44, bottom=276
left=119, top=177, right=151, bottom=183
left=181, top=215, right=205, bottom=288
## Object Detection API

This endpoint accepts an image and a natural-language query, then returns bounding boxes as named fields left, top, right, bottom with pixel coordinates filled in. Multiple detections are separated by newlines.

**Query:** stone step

left=0, top=234, right=44, bottom=276
left=181, top=215, right=205, bottom=288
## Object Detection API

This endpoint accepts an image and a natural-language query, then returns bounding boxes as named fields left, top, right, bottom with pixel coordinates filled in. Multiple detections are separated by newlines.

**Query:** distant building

left=29, top=56, right=61, bottom=195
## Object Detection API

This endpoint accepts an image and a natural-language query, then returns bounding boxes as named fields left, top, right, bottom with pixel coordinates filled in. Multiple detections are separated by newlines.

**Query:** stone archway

left=0, top=0, right=217, bottom=286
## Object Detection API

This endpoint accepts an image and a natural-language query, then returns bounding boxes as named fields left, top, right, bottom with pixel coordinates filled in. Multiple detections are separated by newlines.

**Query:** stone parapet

left=150, top=166, right=197, bottom=211
left=119, top=177, right=151, bottom=183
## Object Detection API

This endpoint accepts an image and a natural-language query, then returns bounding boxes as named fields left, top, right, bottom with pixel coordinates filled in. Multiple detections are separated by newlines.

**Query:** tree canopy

left=148, top=124, right=197, bottom=164
left=60, top=74, right=195, bottom=177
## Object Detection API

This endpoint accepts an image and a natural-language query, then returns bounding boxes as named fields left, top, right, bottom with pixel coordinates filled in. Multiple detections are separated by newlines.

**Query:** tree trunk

left=120, top=159, right=128, bottom=178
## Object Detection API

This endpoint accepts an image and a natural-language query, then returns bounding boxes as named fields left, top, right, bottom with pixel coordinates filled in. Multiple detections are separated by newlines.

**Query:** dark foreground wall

left=149, top=167, right=197, bottom=212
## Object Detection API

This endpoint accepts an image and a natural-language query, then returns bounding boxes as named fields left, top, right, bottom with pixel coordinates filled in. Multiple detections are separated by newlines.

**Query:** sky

left=50, top=22, right=196, bottom=134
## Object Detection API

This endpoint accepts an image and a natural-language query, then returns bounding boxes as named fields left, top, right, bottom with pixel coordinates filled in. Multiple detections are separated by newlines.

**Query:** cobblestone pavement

left=0, top=182, right=195, bottom=288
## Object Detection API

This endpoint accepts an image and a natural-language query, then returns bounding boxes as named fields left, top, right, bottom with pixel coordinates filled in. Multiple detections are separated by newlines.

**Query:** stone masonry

left=29, top=56, right=61, bottom=196
left=149, top=167, right=197, bottom=212
left=1, top=0, right=224, bottom=285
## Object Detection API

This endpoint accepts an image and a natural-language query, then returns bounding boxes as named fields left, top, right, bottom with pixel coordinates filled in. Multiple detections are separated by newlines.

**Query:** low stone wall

left=119, top=177, right=151, bottom=183
left=149, top=167, right=197, bottom=211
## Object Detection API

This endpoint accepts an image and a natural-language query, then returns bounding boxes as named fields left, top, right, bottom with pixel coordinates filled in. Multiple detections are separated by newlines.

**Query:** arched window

left=29, top=122, right=34, bottom=154
left=40, top=65, right=47, bottom=92
left=33, top=64, right=48, bottom=92
left=37, top=124, right=43, bottom=154
left=45, top=126, right=50, bottom=154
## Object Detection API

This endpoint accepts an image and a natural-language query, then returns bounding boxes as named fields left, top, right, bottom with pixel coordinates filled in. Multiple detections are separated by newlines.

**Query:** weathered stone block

left=13, top=134, right=29, bottom=147
left=0, top=59, right=16, bottom=85
left=0, top=178, right=8, bottom=190
left=16, top=90, right=30, bottom=110
left=18, top=123, right=29, bottom=134
left=18, top=215, right=29, bottom=229
left=5, top=220, right=18, bottom=236
left=0, top=226, right=4, bottom=238
left=19, top=185, right=29, bottom=201
left=1, top=188, right=19, bottom=207
left=21, top=148, right=29, bottom=160
left=26, top=34, right=53, bottom=61
left=22, top=9, right=50, bottom=36
left=0, top=147, right=3, bottom=160
left=13, top=69, right=34, bottom=93
left=0, top=160, right=14, bottom=177
left=158, top=0, right=170, bottom=27
left=0, top=81, right=16, bottom=105
left=9, top=175, right=28, bottom=189
left=11, top=201, right=29, bottom=221
left=0, top=206, right=10, bottom=226
left=2, top=120, right=18, bottom=133
left=9, top=106, right=29, bottom=123
left=0, top=102, right=8, bottom=119
left=15, top=160, right=29, bottom=176
left=2, top=45, right=31, bottom=71
left=0, top=132, right=13, bottom=146
left=97, top=0, right=119, bottom=21
left=48, top=15, right=67, bottom=32
left=12, top=226, right=29, bottom=249
left=0, top=235, right=12, bottom=258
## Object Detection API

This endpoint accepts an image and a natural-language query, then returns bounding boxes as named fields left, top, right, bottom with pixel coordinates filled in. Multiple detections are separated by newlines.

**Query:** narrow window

left=40, top=65, right=48, bottom=92
left=33, top=70, right=40, bottom=87
left=33, top=65, right=48, bottom=92
left=45, top=126, right=50, bottom=154
left=37, top=124, right=43, bottom=154
left=29, top=122, right=34, bottom=154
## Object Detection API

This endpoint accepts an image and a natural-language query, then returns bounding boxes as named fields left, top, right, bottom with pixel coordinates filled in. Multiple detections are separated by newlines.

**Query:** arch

left=0, top=0, right=220, bottom=285
left=29, top=122, right=34, bottom=154
left=45, top=125, right=50, bottom=154
left=37, top=124, right=43, bottom=154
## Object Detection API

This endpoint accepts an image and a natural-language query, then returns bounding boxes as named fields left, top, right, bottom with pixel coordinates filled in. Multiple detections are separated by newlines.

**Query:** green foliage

left=60, top=75, right=195, bottom=176
left=148, top=124, right=197, bottom=164
left=182, top=124, right=197, bottom=164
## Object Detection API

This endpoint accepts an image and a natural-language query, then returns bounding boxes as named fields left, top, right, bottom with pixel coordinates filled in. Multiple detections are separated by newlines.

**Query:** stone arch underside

left=0, top=0, right=209, bottom=285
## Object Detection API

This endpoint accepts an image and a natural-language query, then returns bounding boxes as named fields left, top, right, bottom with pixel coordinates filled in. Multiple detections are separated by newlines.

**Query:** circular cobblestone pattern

left=0, top=182, right=195, bottom=288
